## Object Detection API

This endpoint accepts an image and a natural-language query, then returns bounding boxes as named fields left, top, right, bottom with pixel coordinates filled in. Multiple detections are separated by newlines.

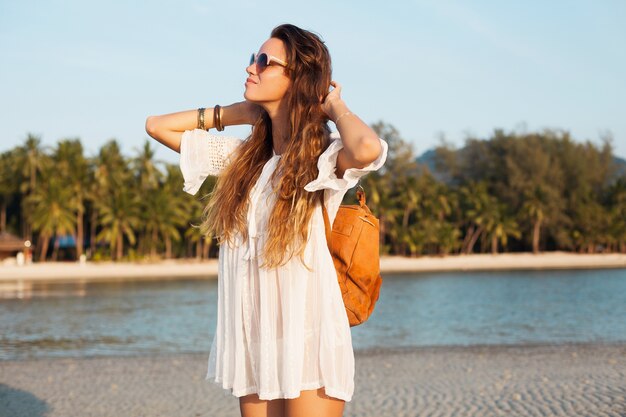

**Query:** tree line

left=368, top=122, right=625, bottom=256
left=0, top=121, right=624, bottom=262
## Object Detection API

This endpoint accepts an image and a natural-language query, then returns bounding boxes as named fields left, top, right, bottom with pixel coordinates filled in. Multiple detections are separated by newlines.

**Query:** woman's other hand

left=320, top=80, right=346, bottom=122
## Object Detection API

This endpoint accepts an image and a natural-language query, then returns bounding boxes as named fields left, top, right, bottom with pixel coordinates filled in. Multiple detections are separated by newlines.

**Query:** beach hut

left=0, top=231, right=30, bottom=260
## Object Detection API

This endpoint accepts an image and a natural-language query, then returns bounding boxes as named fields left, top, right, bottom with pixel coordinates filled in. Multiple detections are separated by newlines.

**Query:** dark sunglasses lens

left=257, top=53, right=268, bottom=70
left=250, top=53, right=255, bottom=66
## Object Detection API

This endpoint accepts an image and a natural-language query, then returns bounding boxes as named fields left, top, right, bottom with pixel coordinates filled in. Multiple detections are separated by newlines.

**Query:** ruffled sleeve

left=304, top=131, right=388, bottom=225
left=304, top=131, right=388, bottom=193
left=179, top=128, right=244, bottom=195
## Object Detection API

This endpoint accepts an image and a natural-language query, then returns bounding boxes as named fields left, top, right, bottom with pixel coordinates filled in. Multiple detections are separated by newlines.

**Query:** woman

left=145, top=23, right=388, bottom=417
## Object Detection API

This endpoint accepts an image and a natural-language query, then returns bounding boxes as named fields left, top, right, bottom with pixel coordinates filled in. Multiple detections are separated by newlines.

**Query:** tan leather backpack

left=320, top=185, right=383, bottom=327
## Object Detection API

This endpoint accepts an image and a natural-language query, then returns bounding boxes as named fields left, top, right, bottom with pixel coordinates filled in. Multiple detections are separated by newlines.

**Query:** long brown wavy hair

left=197, top=23, right=333, bottom=270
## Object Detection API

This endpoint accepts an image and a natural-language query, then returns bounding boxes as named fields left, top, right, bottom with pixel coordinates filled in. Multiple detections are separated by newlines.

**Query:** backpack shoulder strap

left=319, top=192, right=332, bottom=247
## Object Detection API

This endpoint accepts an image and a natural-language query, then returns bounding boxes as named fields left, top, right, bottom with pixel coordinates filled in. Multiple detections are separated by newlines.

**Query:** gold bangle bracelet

left=197, top=107, right=206, bottom=130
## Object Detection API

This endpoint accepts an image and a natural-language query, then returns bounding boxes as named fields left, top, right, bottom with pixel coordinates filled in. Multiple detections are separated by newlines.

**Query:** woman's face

left=244, top=38, right=291, bottom=105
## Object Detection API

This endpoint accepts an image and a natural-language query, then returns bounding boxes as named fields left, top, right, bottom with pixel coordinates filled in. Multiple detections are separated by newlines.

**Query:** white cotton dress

left=179, top=128, right=389, bottom=402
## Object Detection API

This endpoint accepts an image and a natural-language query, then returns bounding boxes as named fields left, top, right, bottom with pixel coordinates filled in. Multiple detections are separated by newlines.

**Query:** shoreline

left=2, top=341, right=625, bottom=416
left=0, top=252, right=625, bottom=287
left=5, top=339, right=626, bottom=362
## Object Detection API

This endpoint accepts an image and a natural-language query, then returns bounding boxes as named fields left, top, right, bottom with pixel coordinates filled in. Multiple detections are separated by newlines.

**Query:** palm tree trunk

left=0, top=200, right=6, bottom=232
left=402, top=206, right=411, bottom=228
left=23, top=200, right=32, bottom=243
left=117, top=234, right=123, bottom=260
left=466, top=226, right=483, bottom=254
left=39, top=234, right=49, bottom=262
left=138, top=232, right=145, bottom=257
left=165, top=236, right=171, bottom=259
left=151, top=228, right=157, bottom=258
left=532, top=219, right=542, bottom=253
left=27, top=165, right=35, bottom=242
left=202, top=238, right=210, bottom=259
left=90, top=210, right=97, bottom=255
left=461, top=224, right=474, bottom=253
left=379, top=212, right=386, bottom=251
left=52, top=234, right=60, bottom=261
left=76, top=209, right=84, bottom=260
left=491, top=235, right=498, bottom=254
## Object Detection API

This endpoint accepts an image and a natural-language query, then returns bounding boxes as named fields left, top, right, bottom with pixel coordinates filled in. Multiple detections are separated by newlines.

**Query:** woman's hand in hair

left=320, top=80, right=345, bottom=121
left=319, top=79, right=383, bottom=177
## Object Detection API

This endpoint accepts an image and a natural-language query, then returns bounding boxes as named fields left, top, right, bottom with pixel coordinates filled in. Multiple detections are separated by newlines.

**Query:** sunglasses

left=249, top=52, right=288, bottom=72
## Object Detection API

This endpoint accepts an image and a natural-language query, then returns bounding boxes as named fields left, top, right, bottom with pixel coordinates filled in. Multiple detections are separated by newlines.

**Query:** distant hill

left=415, top=149, right=438, bottom=175
left=616, top=155, right=626, bottom=178
left=416, top=148, right=626, bottom=185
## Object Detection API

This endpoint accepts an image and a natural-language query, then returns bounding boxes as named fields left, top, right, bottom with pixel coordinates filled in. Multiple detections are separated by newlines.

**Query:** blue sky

left=1, top=0, right=625, bottom=165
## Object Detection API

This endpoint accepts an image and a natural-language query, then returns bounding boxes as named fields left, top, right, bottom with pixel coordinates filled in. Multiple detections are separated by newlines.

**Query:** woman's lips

left=246, top=78, right=257, bottom=84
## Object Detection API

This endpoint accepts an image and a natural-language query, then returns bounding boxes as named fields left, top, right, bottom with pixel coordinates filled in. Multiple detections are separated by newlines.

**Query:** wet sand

left=1, top=342, right=625, bottom=417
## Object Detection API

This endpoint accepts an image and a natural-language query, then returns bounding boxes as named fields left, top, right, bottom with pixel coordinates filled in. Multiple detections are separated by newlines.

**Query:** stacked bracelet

left=334, top=111, right=353, bottom=124
left=213, top=105, right=224, bottom=131
left=197, top=107, right=206, bottom=130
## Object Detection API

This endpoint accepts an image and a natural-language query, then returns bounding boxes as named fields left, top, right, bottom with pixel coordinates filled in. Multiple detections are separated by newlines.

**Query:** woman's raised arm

left=145, top=101, right=262, bottom=153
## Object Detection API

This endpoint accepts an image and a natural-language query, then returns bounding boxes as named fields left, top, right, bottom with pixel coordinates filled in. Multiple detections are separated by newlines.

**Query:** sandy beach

left=1, top=342, right=624, bottom=417
left=0, top=252, right=625, bottom=287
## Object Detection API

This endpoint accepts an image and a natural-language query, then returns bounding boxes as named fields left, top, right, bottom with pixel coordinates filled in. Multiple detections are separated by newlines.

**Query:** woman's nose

left=246, top=61, right=257, bottom=75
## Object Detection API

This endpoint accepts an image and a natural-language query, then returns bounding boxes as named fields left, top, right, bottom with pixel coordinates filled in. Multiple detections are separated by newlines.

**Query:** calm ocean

left=1, top=268, right=626, bottom=361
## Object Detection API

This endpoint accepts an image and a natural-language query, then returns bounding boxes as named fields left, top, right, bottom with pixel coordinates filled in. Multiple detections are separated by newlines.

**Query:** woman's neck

left=263, top=101, right=290, bottom=155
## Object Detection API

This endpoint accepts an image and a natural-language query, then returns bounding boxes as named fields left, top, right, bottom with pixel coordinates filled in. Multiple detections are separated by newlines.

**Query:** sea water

left=1, top=268, right=625, bottom=360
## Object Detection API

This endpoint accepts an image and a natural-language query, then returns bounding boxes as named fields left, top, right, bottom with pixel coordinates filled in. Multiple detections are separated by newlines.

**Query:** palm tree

left=435, top=220, right=462, bottom=255
left=520, top=183, right=564, bottom=254
left=458, top=181, right=493, bottom=254
left=13, top=134, right=51, bottom=242
left=93, top=140, right=128, bottom=191
left=131, top=140, right=165, bottom=257
left=570, top=199, right=610, bottom=253
left=157, top=165, right=191, bottom=258
left=54, top=139, right=89, bottom=260
left=180, top=173, right=219, bottom=259
left=404, top=173, right=459, bottom=255
left=132, top=140, right=163, bottom=190
left=0, top=151, right=19, bottom=233
left=28, top=170, right=76, bottom=261
left=370, top=120, right=418, bottom=255
left=605, top=178, right=626, bottom=252
left=138, top=165, right=188, bottom=259
left=483, top=203, right=521, bottom=253
left=184, top=220, right=213, bottom=259
left=92, top=140, right=138, bottom=260
left=96, top=186, right=142, bottom=260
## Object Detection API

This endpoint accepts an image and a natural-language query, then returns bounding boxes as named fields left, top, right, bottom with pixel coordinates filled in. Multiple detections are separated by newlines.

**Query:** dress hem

left=205, top=375, right=352, bottom=402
